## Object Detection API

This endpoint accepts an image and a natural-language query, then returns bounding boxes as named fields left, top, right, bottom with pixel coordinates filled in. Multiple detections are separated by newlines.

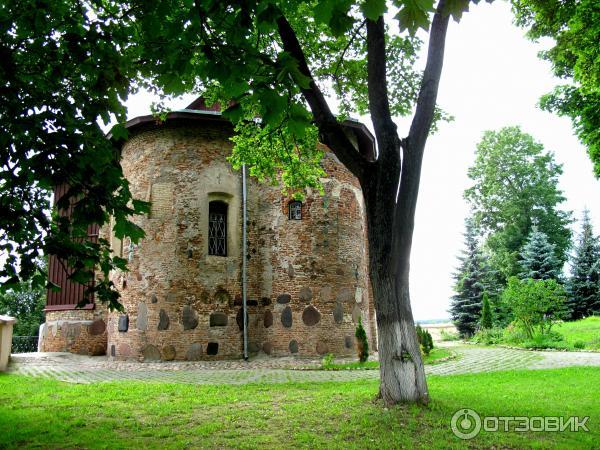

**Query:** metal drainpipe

left=242, top=164, right=249, bottom=361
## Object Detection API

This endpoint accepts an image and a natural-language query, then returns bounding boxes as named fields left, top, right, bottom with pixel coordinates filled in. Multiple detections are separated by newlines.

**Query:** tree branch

left=332, top=19, right=366, bottom=93
left=393, top=0, right=451, bottom=275
left=366, top=15, right=398, bottom=163
left=408, top=0, right=450, bottom=150
left=275, top=14, right=372, bottom=179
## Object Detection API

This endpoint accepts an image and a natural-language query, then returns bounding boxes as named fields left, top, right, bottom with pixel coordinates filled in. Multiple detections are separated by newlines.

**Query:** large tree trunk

left=359, top=2, right=448, bottom=405
left=371, top=260, right=428, bottom=404
left=363, top=146, right=429, bottom=404
left=275, top=0, right=450, bottom=407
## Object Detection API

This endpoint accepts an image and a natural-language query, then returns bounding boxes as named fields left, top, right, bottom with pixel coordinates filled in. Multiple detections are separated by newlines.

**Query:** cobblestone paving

left=7, top=346, right=600, bottom=385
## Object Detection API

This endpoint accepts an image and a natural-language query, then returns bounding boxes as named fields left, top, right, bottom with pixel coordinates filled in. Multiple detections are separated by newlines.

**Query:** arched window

left=288, top=200, right=302, bottom=220
left=208, top=201, right=228, bottom=256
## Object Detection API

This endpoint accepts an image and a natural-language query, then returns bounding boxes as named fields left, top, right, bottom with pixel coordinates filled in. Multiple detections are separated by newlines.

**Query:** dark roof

left=123, top=109, right=229, bottom=132
left=185, top=97, right=224, bottom=111
left=111, top=97, right=376, bottom=158
left=340, top=118, right=376, bottom=161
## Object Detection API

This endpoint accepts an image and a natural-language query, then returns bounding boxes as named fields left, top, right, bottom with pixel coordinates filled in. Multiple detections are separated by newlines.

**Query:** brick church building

left=39, top=99, right=378, bottom=361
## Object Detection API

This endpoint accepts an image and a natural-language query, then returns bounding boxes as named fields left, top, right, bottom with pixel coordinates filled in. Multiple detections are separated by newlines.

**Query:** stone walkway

left=6, top=345, right=600, bottom=385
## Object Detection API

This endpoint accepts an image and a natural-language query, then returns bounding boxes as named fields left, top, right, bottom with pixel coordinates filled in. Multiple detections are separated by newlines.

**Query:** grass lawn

left=321, top=347, right=452, bottom=370
left=424, top=347, right=453, bottom=364
left=1, top=367, right=598, bottom=449
left=553, top=317, right=600, bottom=350
left=474, top=317, right=600, bottom=351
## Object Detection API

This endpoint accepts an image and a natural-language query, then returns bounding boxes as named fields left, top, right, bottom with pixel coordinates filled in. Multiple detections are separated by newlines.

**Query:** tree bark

left=359, top=2, right=450, bottom=405
left=371, top=265, right=429, bottom=404
left=361, top=140, right=429, bottom=404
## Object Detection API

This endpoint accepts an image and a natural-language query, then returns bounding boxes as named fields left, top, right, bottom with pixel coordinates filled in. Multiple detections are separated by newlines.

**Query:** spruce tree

left=567, top=210, right=600, bottom=319
left=519, top=226, right=563, bottom=281
left=450, top=218, right=487, bottom=337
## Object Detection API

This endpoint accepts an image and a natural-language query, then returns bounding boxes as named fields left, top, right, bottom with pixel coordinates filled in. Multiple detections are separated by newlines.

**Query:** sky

left=124, top=1, right=600, bottom=321
left=407, top=1, right=600, bottom=320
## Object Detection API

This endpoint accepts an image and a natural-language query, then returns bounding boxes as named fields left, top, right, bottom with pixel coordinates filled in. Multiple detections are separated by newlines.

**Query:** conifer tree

left=567, top=210, right=600, bottom=319
left=519, top=226, right=563, bottom=281
left=415, top=325, right=434, bottom=356
left=450, top=218, right=488, bottom=337
left=355, top=317, right=369, bottom=363
left=479, top=253, right=510, bottom=326
left=480, top=294, right=493, bottom=329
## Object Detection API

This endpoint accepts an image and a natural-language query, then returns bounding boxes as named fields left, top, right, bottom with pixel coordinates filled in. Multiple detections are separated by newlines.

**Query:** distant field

left=421, top=323, right=458, bottom=342
left=416, top=319, right=452, bottom=325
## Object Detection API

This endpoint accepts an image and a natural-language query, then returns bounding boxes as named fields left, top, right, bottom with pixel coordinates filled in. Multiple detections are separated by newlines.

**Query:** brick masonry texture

left=40, top=120, right=377, bottom=361
left=39, top=309, right=108, bottom=356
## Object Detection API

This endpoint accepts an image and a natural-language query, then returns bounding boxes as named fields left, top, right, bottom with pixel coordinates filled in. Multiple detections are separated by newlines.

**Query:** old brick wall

left=39, top=308, right=108, bottom=355
left=105, top=122, right=248, bottom=361
left=247, top=152, right=376, bottom=356
left=53, top=119, right=378, bottom=362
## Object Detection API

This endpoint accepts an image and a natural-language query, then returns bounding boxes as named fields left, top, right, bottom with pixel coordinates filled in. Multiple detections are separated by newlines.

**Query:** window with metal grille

left=288, top=200, right=302, bottom=220
left=208, top=201, right=227, bottom=256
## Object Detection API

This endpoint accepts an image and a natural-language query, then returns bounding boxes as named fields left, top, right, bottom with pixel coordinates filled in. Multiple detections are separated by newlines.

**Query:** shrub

left=522, top=331, right=568, bottom=350
left=503, top=323, right=569, bottom=349
left=472, top=327, right=504, bottom=345
left=321, top=353, right=335, bottom=368
left=502, top=323, right=529, bottom=345
left=424, top=331, right=434, bottom=355
left=440, top=329, right=460, bottom=341
left=573, top=340, right=586, bottom=350
left=0, top=280, right=46, bottom=337
left=355, top=317, right=369, bottom=363
left=416, top=324, right=423, bottom=343
left=416, top=325, right=434, bottom=355
left=502, top=277, right=567, bottom=338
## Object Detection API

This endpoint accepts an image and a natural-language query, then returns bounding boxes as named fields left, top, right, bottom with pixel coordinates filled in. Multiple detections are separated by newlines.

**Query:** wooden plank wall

left=45, top=184, right=97, bottom=311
